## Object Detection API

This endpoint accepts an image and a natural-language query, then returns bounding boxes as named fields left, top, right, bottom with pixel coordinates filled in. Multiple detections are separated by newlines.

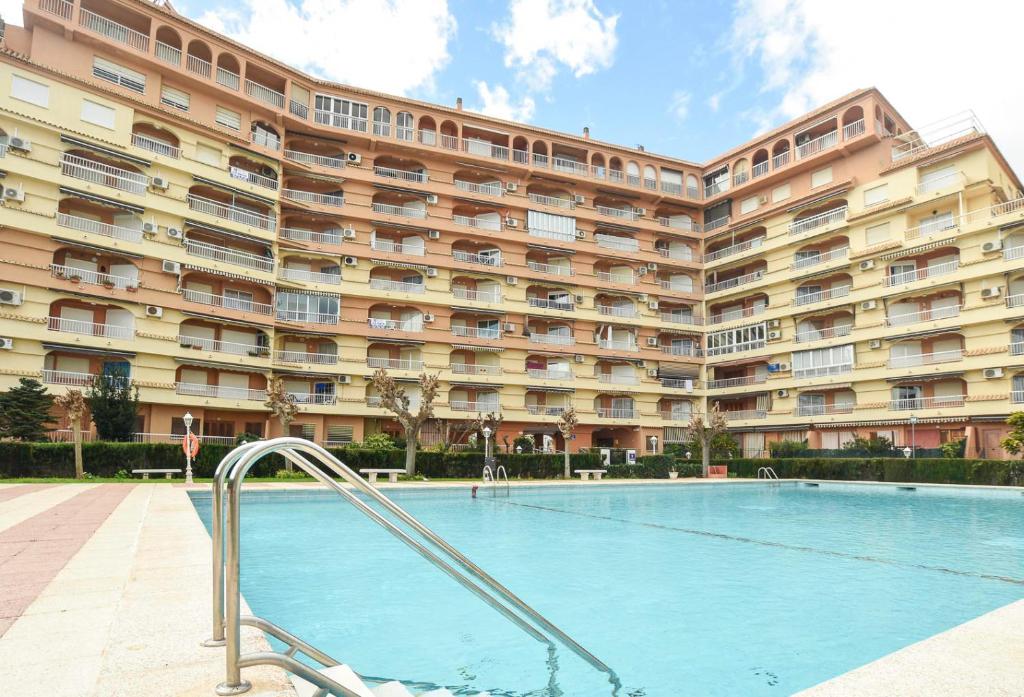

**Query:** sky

left=4, top=0, right=1023, bottom=170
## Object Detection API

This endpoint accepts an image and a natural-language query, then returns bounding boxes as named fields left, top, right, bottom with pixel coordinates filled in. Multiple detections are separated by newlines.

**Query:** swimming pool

left=191, top=482, right=1024, bottom=696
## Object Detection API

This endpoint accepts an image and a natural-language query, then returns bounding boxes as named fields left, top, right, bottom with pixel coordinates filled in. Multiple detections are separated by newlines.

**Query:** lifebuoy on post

left=183, top=432, right=200, bottom=459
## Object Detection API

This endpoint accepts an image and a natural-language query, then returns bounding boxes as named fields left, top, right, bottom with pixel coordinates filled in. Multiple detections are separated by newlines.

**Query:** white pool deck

left=0, top=478, right=1021, bottom=697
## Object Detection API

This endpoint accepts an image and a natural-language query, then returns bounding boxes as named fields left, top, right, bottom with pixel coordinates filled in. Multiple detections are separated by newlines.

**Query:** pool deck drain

left=0, top=478, right=1020, bottom=697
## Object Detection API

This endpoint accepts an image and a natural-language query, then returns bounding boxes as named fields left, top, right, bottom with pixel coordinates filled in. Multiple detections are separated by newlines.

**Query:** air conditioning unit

left=423, top=312, right=435, bottom=322
left=776, top=389, right=789, bottom=398
left=981, top=240, right=1002, bottom=253
left=342, top=227, right=357, bottom=240
left=637, top=267, right=649, bottom=277
left=860, top=299, right=877, bottom=310
left=343, top=256, right=358, bottom=266
left=0, top=337, right=12, bottom=350
left=9, top=136, right=31, bottom=152
left=768, top=318, right=781, bottom=328
left=346, top=152, right=362, bottom=165
left=505, top=182, right=518, bottom=193
left=647, top=262, right=658, bottom=271
left=573, top=194, right=585, bottom=205
left=503, top=322, right=515, bottom=333
left=2, top=186, right=24, bottom=202
left=859, top=259, right=875, bottom=270
left=146, top=305, right=163, bottom=318
left=981, top=286, right=1002, bottom=299
left=575, top=229, right=586, bottom=239
left=426, top=194, right=439, bottom=205
left=647, top=368, right=659, bottom=377
left=505, top=217, right=518, bottom=228
left=648, top=300, right=659, bottom=310
left=167, top=227, right=183, bottom=240
left=0, top=289, right=22, bottom=306
left=162, top=260, right=181, bottom=274
left=142, top=221, right=158, bottom=234
left=868, top=339, right=882, bottom=349
left=426, top=267, right=438, bottom=277
left=984, top=367, right=1004, bottom=379
left=428, top=229, right=440, bottom=240
left=758, top=195, right=769, bottom=204
left=506, top=276, right=518, bottom=285
left=574, top=294, right=584, bottom=304
left=768, top=329, right=782, bottom=340
left=151, top=176, right=169, bottom=190
left=776, top=362, right=790, bottom=372
left=635, top=207, right=647, bottom=216
left=337, top=375, right=352, bottom=384
left=646, top=337, right=659, bottom=347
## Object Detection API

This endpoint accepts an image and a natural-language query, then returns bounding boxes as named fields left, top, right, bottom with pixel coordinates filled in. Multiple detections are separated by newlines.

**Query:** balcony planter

left=247, top=349, right=262, bottom=357
left=668, top=468, right=679, bottom=480
left=55, top=270, right=66, bottom=279
left=102, top=280, right=115, bottom=290
left=68, top=274, right=82, bottom=283
left=179, top=340, right=193, bottom=348
left=126, top=285, right=137, bottom=293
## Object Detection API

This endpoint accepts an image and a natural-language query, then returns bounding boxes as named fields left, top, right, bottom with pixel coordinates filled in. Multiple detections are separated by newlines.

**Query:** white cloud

left=726, top=0, right=1024, bottom=170
left=471, top=81, right=536, bottom=122
left=492, top=0, right=619, bottom=90
left=194, top=0, right=456, bottom=95
left=669, top=90, right=691, bottom=123
left=707, top=93, right=721, bottom=113
left=0, top=0, right=23, bottom=25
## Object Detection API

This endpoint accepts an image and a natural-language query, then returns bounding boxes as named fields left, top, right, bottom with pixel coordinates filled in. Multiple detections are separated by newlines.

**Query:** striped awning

left=372, top=220, right=435, bottom=233
left=174, top=356, right=266, bottom=371
left=886, top=371, right=965, bottom=383
left=52, top=237, right=144, bottom=260
left=181, top=311, right=273, bottom=328
left=182, top=264, right=275, bottom=284
left=58, top=186, right=144, bottom=214
left=706, top=354, right=770, bottom=367
left=792, top=265, right=852, bottom=283
left=184, top=219, right=273, bottom=247
left=526, top=385, right=575, bottom=393
left=886, top=327, right=961, bottom=342
left=821, top=417, right=968, bottom=428
left=527, top=243, right=577, bottom=255
left=279, top=288, right=339, bottom=298
left=192, top=175, right=276, bottom=207
left=41, top=342, right=136, bottom=358
left=796, top=382, right=852, bottom=391
left=880, top=238, right=956, bottom=260
left=61, top=134, right=150, bottom=168
left=371, top=259, right=429, bottom=270
left=367, top=337, right=423, bottom=346
left=452, top=344, right=504, bottom=353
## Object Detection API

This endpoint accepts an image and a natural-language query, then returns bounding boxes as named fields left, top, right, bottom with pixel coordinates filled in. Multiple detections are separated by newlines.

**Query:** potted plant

left=102, top=280, right=115, bottom=290
left=68, top=273, right=82, bottom=283
left=126, top=284, right=137, bottom=293
left=668, top=466, right=679, bottom=480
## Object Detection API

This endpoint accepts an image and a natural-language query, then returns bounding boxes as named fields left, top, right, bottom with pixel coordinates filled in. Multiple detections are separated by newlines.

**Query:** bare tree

left=683, top=403, right=730, bottom=477
left=371, top=369, right=440, bottom=475
left=54, top=389, right=87, bottom=480
left=556, top=406, right=579, bottom=479
left=442, top=412, right=505, bottom=453
left=265, top=377, right=299, bottom=469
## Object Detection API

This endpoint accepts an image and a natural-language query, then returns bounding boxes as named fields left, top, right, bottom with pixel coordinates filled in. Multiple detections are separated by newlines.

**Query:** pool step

left=290, top=664, right=490, bottom=697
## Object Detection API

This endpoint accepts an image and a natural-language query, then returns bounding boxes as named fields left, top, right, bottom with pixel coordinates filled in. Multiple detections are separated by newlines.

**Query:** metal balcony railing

left=722, top=409, right=767, bottom=420
left=229, top=166, right=277, bottom=190
left=450, top=363, right=501, bottom=375
left=885, top=260, right=960, bottom=286
left=596, top=407, right=636, bottom=418
left=451, top=326, right=501, bottom=339
left=279, top=227, right=341, bottom=245
left=179, top=335, right=267, bottom=357
left=453, top=214, right=501, bottom=230
left=282, top=189, right=344, bottom=207
left=176, top=382, right=267, bottom=401
left=704, top=237, right=764, bottom=263
left=707, top=374, right=766, bottom=389
left=181, top=288, right=274, bottom=315
left=527, top=261, right=573, bottom=276
left=450, top=400, right=501, bottom=412
left=313, top=110, right=368, bottom=133
left=528, top=297, right=574, bottom=311
left=596, top=304, right=636, bottom=317
left=284, top=149, right=344, bottom=169
left=185, top=239, right=274, bottom=272
left=792, top=246, right=849, bottom=270
left=528, top=192, right=573, bottom=209
left=796, top=130, right=838, bottom=158
left=374, top=165, right=428, bottom=184
left=452, top=287, right=501, bottom=303
left=187, top=194, right=275, bottom=231
left=216, top=67, right=240, bottom=90
left=890, top=395, right=965, bottom=410
left=452, top=250, right=500, bottom=266
left=371, top=239, right=425, bottom=256
left=706, top=270, right=764, bottom=294
left=57, top=212, right=142, bottom=243
left=288, top=392, right=336, bottom=405
left=277, top=350, right=339, bottom=365
left=276, top=309, right=339, bottom=325
left=132, top=133, right=180, bottom=158
left=793, top=285, right=851, bottom=306
left=526, top=368, right=572, bottom=380
left=47, top=316, right=133, bottom=339
left=51, top=263, right=137, bottom=289
left=794, top=404, right=855, bottom=417
left=372, top=202, right=426, bottom=219
left=885, top=305, right=961, bottom=327
left=595, top=235, right=639, bottom=252
left=793, top=324, right=853, bottom=342
left=789, top=206, right=848, bottom=235
left=456, top=180, right=503, bottom=197
left=278, top=267, right=341, bottom=285
left=888, top=349, right=963, bottom=369
left=245, top=80, right=285, bottom=108
left=366, top=317, right=422, bottom=332
left=41, top=369, right=97, bottom=386
left=529, top=333, right=574, bottom=346
left=61, top=153, right=148, bottom=194
left=842, top=119, right=865, bottom=140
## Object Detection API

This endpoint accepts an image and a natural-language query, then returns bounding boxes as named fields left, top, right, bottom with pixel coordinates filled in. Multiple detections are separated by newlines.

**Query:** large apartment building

left=0, top=0, right=1021, bottom=457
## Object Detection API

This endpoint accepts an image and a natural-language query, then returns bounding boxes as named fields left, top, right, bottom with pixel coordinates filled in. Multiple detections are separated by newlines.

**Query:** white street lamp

left=482, top=426, right=492, bottom=460
left=903, top=446, right=912, bottom=459
left=183, top=411, right=194, bottom=485
left=685, top=451, right=692, bottom=460
left=909, top=415, right=918, bottom=458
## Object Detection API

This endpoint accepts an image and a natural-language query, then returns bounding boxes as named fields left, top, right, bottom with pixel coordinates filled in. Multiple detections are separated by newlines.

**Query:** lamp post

left=183, top=411, right=194, bottom=485
left=685, top=451, right=692, bottom=461
left=910, top=415, right=918, bottom=458
left=903, top=446, right=912, bottom=459
left=482, top=425, right=492, bottom=461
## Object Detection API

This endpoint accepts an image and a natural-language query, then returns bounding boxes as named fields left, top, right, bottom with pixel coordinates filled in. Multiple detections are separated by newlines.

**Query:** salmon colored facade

left=0, top=0, right=1021, bottom=457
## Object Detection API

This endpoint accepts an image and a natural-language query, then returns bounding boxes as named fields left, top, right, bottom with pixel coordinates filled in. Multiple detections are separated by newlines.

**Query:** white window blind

left=811, top=166, right=833, bottom=188
left=865, top=222, right=890, bottom=245
left=11, top=74, right=49, bottom=107
left=160, top=85, right=190, bottom=111
left=81, top=99, right=115, bottom=129
left=195, top=143, right=221, bottom=166
left=93, top=57, right=145, bottom=93
left=527, top=210, right=576, bottom=235
left=740, top=196, right=758, bottom=214
left=772, top=183, right=791, bottom=202
left=864, top=183, right=888, bottom=207
left=215, top=106, right=241, bottom=130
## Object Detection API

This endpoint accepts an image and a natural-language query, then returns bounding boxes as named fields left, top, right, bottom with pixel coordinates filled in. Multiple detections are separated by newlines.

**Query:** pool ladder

left=757, top=466, right=780, bottom=482
left=482, top=463, right=510, bottom=497
left=207, top=438, right=620, bottom=696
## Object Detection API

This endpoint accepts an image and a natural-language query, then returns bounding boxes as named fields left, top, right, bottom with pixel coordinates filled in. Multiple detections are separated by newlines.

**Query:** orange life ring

left=182, top=432, right=200, bottom=458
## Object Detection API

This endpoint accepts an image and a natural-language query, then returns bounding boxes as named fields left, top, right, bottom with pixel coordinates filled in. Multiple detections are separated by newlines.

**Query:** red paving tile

left=0, top=485, right=134, bottom=636
left=0, top=484, right=55, bottom=504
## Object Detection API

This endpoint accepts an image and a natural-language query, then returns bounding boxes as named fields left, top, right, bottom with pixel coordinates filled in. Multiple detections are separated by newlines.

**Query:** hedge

left=726, top=457, right=1024, bottom=486
left=609, top=456, right=702, bottom=479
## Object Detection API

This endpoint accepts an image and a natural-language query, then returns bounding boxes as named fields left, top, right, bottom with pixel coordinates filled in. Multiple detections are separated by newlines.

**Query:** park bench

left=358, top=468, right=404, bottom=484
left=132, top=468, right=182, bottom=480
left=575, top=469, right=608, bottom=481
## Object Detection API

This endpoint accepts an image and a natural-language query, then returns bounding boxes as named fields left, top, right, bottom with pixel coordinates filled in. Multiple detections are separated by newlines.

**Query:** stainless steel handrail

left=757, top=466, right=780, bottom=480
left=210, top=437, right=620, bottom=695
left=495, top=464, right=510, bottom=497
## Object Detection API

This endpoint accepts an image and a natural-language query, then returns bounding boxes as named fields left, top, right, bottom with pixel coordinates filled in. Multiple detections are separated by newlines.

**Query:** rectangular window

left=160, top=85, right=190, bottom=111
left=792, top=344, right=854, bottom=378
left=706, top=323, right=767, bottom=356
left=93, top=57, right=145, bottom=93
left=740, top=196, right=758, bottom=214
left=80, top=99, right=115, bottom=129
left=918, top=211, right=956, bottom=235
left=326, top=425, right=353, bottom=445
left=195, top=143, right=221, bottom=166
left=11, top=74, right=49, bottom=107
left=864, top=183, right=888, bottom=207
left=215, top=106, right=241, bottom=130
left=811, top=166, right=833, bottom=188
left=171, top=416, right=202, bottom=437
left=865, top=221, right=890, bottom=245
left=772, top=183, right=790, bottom=203
left=314, top=94, right=368, bottom=131
left=527, top=210, right=576, bottom=236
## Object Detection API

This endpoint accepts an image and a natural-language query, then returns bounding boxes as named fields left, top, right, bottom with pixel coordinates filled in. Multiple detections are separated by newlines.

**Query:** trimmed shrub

left=608, top=456, right=701, bottom=479
left=726, top=457, right=1023, bottom=486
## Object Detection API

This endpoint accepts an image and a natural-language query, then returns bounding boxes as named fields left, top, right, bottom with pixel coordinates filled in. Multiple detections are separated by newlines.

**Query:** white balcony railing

left=597, top=339, right=638, bottom=352
left=772, top=151, right=790, bottom=168
left=1014, top=391, right=1024, bottom=404
left=453, top=214, right=502, bottom=231
left=916, top=170, right=965, bottom=195
left=794, top=403, right=855, bottom=417
left=704, top=237, right=764, bottom=263
left=41, top=369, right=97, bottom=386
left=179, top=335, right=266, bottom=357
left=185, top=238, right=274, bottom=272
left=722, top=409, right=767, bottom=420
left=131, top=133, right=180, bottom=159
left=450, top=400, right=501, bottom=412
left=888, top=349, right=963, bottom=369
left=552, top=157, right=588, bottom=176
left=796, top=130, right=838, bottom=158
left=707, top=374, right=766, bottom=389
left=367, top=318, right=423, bottom=332
left=284, top=149, right=345, bottom=169
left=372, top=202, right=427, bottom=219
left=704, top=179, right=729, bottom=198
left=904, top=216, right=959, bottom=241
left=282, top=189, right=344, bottom=207
left=314, top=110, right=368, bottom=133
left=597, top=373, right=638, bottom=385
left=528, top=193, right=572, bottom=209
left=842, top=119, right=866, bottom=140
left=707, top=306, right=765, bottom=325
left=277, top=350, right=338, bottom=365
left=1010, top=342, right=1024, bottom=357
left=662, top=344, right=701, bottom=357
left=186, top=53, right=212, bottom=78
left=369, top=278, right=425, bottom=294
left=57, top=212, right=142, bottom=243
left=596, top=304, right=636, bottom=318
left=51, top=263, right=138, bottom=289
left=527, top=261, right=573, bottom=276
left=596, top=407, right=636, bottom=419
left=452, top=250, right=500, bottom=266
left=367, top=357, right=423, bottom=371
left=890, top=395, right=965, bottom=411
left=525, top=405, right=568, bottom=416
left=596, top=205, right=639, bottom=221
left=529, top=333, right=575, bottom=346
left=229, top=166, right=278, bottom=190
left=61, top=153, right=149, bottom=194
left=704, top=216, right=730, bottom=232
left=371, top=239, right=426, bottom=256
left=661, top=311, right=702, bottom=325
left=216, top=67, right=240, bottom=90
left=526, top=368, right=572, bottom=380
left=245, top=79, right=285, bottom=108
left=176, top=382, right=267, bottom=401
left=793, top=324, right=853, bottom=343
left=528, top=228, right=576, bottom=242
left=451, top=326, right=502, bottom=340
left=885, top=260, right=960, bottom=286
left=374, top=165, right=428, bottom=184
left=595, top=235, right=640, bottom=252
left=47, top=316, right=132, bottom=340
left=885, top=305, right=961, bottom=327
left=792, top=246, right=849, bottom=270
left=278, top=267, right=341, bottom=285
left=705, top=270, right=764, bottom=294
left=462, top=138, right=509, bottom=161
left=793, top=285, right=851, bottom=306
left=452, top=287, right=502, bottom=303
left=279, top=227, right=342, bottom=245
left=181, top=288, right=274, bottom=315
left=79, top=8, right=149, bottom=52
left=455, top=180, right=503, bottom=197
left=187, top=194, right=275, bottom=231
left=528, top=297, right=574, bottom=311
left=661, top=378, right=699, bottom=390
left=657, top=217, right=701, bottom=232
left=276, top=309, right=339, bottom=325
left=1004, top=246, right=1024, bottom=262
left=789, top=206, right=848, bottom=235
left=450, top=363, right=501, bottom=376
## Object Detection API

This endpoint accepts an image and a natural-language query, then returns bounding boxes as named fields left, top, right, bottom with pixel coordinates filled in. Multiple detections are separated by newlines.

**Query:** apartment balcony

left=885, top=261, right=960, bottom=287
left=370, top=238, right=425, bottom=256
left=526, top=405, right=568, bottom=416
left=529, top=333, right=574, bottom=346
left=527, top=260, right=573, bottom=276
left=704, top=216, right=730, bottom=232
left=452, top=288, right=501, bottom=303
left=793, top=363, right=853, bottom=379
left=597, top=407, right=636, bottom=419
left=1012, top=390, right=1024, bottom=404
left=526, top=368, right=572, bottom=380
left=78, top=7, right=149, bottom=52
left=904, top=216, right=959, bottom=241
left=793, top=324, right=853, bottom=343
left=61, top=153, right=148, bottom=194
left=596, top=304, right=637, bottom=318
left=453, top=214, right=501, bottom=231
left=661, top=344, right=701, bottom=357
left=131, top=133, right=180, bottom=159
left=752, top=160, right=770, bottom=178
left=595, top=235, right=640, bottom=252
left=772, top=151, right=790, bottom=169
left=278, top=267, right=341, bottom=285
left=284, top=149, right=345, bottom=170
left=704, top=238, right=765, bottom=264
left=704, top=180, right=729, bottom=198
left=796, top=130, right=838, bottom=159
left=916, top=170, right=966, bottom=196
left=460, top=138, right=510, bottom=161
left=186, top=53, right=212, bottom=78
left=245, top=79, right=285, bottom=108
left=552, top=157, right=588, bottom=176
left=842, top=119, right=866, bottom=140
left=661, top=311, right=702, bottom=325
left=372, top=202, right=426, bottom=219
left=595, top=270, right=635, bottom=284
left=276, top=350, right=338, bottom=365
left=528, top=297, right=574, bottom=311
left=180, top=334, right=267, bottom=357
left=367, top=318, right=423, bottom=332
left=280, top=227, right=342, bottom=245
left=598, top=339, right=638, bottom=352
left=890, top=395, right=965, bottom=411
left=276, top=309, right=339, bottom=325
left=47, top=316, right=132, bottom=340
left=41, top=369, right=97, bottom=387
left=660, top=410, right=696, bottom=422
left=50, top=263, right=138, bottom=290
left=792, top=246, right=849, bottom=270
left=789, top=207, right=848, bottom=236
left=596, top=205, right=639, bottom=221
left=187, top=194, right=276, bottom=231
left=528, top=192, right=571, bottom=209
left=450, top=363, right=501, bottom=376
left=657, top=247, right=695, bottom=262
left=374, top=165, right=428, bottom=184
left=705, top=270, right=764, bottom=294
left=185, top=239, right=274, bottom=272
left=660, top=280, right=695, bottom=292
left=314, top=109, right=368, bottom=133
left=657, top=217, right=700, bottom=232
left=886, top=305, right=961, bottom=327
left=176, top=382, right=267, bottom=401
left=888, top=349, right=963, bottom=369
left=597, top=373, right=639, bottom=385
left=452, top=250, right=500, bottom=266
left=723, top=409, right=767, bottom=420
left=528, top=227, right=576, bottom=242
left=282, top=189, right=344, bottom=208
left=707, top=305, right=766, bottom=325
left=230, top=167, right=278, bottom=190
left=1008, top=294, right=1024, bottom=309
left=452, top=326, right=501, bottom=340
left=793, top=285, right=851, bottom=306
left=450, top=400, right=501, bottom=412
left=661, top=378, right=699, bottom=390
left=369, top=278, right=425, bottom=294
left=181, top=288, right=274, bottom=315
left=794, top=404, right=855, bottom=417
left=707, top=374, right=766, bottom=389
left=456, top=180, right=503, bottom=197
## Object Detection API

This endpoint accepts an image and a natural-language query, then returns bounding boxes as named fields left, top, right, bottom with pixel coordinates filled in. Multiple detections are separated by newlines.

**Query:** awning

left=372, top=221, right=435, bottom=234
left=792, top=265, right=851, bottom=283
left=58, top=186, right=144, bottom=214
left=51, top=237, right=144, bottom=260
left=41, top=342, right=136, bottom=358
left=192, top=175, right=276, bottom=207
left=821, top=417, right=968, bottom=428
left=593, top=221, right=639, bottom=233
left=373, top=183, right=430, bottom=197
left=705, top=354, right=771, bottom=368
left=880, top=238, right=957, bottom=260
left=526, top=385, right=575, bottom=393
left=451, top=306, right=506, bottom=316
left=182, top=264, right=274, bottom=284
left=886, top=371, right=965, bottom=383
left=366, top=337, right=424, bottom=346
left=174, top=357, right=266, bottom=371
left=371, top=259, right=429, bottom=270
left=181, top=311, right=273, bottom=329
left=796, top=382, right=852, bottom=391
left=448, top=381, right=504, bottom=389
left=886, top=327, right=961, bottom=341
left=184, top=219, right=274, bottom=247
left=271, top=367, right=339, bottom=379
left=657, top=366, right=699, bottom=379
left=278, top=289, right=339, bottom=298
left=61, top=134, right=150, bottom=168
left=451, top=344, right=504, bottom=353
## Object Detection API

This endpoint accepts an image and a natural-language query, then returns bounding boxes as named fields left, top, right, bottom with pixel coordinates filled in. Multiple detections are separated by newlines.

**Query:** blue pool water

left=191, top=483, right=1024, bottom=696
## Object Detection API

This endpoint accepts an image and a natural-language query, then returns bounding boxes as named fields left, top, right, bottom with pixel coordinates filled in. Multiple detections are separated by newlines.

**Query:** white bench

left=132, top=468, right=182, bottom=480
left=575, top=469, right=608, bottom=481
left=359, top=468, right=404, bottom=484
